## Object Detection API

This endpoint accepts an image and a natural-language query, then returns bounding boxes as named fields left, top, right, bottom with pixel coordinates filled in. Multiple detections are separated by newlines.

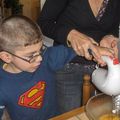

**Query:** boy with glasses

left=0, top=15, right=77, bottom=120
left=0, top=15, right=114, bottom=120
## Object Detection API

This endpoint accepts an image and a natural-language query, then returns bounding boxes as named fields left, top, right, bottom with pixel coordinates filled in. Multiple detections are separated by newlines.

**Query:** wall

left=20, top=0, right=40, bottom=21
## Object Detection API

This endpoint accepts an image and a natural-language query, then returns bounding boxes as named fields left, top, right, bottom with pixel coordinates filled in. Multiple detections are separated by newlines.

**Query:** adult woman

left=37, top=0, right=120, bottom=113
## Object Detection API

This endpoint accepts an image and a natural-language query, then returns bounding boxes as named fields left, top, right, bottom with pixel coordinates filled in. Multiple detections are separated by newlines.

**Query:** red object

left=113, top=58, right=119, bottom=65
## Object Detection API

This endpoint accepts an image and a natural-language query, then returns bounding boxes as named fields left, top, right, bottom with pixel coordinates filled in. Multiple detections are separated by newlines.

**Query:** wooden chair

left=82, top=74, right=97, bottom=105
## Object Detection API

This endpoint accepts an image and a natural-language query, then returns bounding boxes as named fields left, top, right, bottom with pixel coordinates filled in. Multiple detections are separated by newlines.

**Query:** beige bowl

left=85, top=93, right=120, bottom=120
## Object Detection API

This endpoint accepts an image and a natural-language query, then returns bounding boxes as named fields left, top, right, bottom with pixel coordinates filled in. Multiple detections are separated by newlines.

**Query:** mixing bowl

left=85, top=93, right=120, bottom=120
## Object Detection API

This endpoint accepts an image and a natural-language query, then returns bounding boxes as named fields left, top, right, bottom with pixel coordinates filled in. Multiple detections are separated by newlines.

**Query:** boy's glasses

left=4, top=44, right=47, bottom=63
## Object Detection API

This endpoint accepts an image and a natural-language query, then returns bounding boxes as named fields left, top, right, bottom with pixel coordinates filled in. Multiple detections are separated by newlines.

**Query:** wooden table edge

left=49, top=106, right=85, bottom=120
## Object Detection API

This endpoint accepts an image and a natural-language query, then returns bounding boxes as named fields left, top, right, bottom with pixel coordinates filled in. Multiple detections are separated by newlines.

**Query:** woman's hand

left=67, top=30, right=115, bottom=65
left=67, top=29, right=98, bottom=59
left=100, top=35, right=118, bottom=58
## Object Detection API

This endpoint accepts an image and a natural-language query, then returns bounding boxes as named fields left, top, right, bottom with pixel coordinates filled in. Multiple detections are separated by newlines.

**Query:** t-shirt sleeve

left=45, top=45, right=76, bottom=71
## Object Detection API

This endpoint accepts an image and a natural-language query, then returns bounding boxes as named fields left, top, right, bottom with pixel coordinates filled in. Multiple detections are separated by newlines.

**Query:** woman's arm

left=37, top=0, right=70, bottom=44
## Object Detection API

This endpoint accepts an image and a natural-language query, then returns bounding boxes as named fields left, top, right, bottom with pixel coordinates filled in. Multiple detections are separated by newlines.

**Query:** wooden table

left=49, top=106, right=89, bottom=120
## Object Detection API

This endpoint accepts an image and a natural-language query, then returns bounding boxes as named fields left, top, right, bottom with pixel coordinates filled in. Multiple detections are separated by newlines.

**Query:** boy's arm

left=46, top=45, right=76, bottom=71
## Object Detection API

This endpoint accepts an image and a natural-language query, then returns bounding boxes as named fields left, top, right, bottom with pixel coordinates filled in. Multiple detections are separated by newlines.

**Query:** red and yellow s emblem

left=18, top=81, right=46, bottom=109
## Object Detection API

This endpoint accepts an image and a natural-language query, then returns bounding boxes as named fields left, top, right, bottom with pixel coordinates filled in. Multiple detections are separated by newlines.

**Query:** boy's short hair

left=0, top=15, right=42, bottom=52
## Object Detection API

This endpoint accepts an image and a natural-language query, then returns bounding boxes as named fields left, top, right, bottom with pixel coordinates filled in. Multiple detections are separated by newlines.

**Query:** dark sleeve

left=108, top=2, right=120, bottom=37
left=0, top=109, right=3, bottom=120
left=47, top=45, right=76, bottom=71
left=112, top=8, right=120, bottom=37
left=0, top=91, right=5, bottom=120
left=109, top=23, right=119, bottom=37
left=37, top=0, right=74, bottom=45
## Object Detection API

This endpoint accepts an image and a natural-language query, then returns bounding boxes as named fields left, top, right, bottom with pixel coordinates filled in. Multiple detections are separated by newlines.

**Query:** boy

left=0, top=15, right=113, bottom=120
left=0, top=15, right=76, bottom=120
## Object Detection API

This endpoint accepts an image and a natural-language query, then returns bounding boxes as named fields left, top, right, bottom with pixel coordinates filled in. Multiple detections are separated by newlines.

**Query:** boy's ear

left=0, top=51, right=12, bottom=63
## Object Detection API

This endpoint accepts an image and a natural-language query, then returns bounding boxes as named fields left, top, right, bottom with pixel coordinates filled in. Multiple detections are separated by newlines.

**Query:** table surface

left=49, top=106, right=89, bottom=120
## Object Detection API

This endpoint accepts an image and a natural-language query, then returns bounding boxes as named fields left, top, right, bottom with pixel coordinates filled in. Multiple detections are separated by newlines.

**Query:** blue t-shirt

left=0, top=45, right=76, bottom=120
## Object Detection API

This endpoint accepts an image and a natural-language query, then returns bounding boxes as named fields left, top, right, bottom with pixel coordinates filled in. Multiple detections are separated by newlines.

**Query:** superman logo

left=18, top=81, right=46, bottom=109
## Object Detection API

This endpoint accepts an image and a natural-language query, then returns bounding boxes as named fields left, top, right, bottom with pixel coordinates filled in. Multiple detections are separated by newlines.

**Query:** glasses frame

left=4, top=44, right=47, bottom=63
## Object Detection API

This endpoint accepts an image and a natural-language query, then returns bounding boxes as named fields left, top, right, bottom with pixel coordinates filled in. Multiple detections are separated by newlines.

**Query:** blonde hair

left=0, top=15, right=42, bottom=52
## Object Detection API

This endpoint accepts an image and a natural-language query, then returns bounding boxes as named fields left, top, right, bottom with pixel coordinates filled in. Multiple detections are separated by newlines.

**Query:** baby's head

left=0, top=15, right=42, bottom=52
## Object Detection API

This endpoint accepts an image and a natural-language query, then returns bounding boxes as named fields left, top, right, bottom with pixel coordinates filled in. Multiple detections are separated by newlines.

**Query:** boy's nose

left=34, top=55, right=42, bottom=63
left=36, top=55, right=42, bottom=62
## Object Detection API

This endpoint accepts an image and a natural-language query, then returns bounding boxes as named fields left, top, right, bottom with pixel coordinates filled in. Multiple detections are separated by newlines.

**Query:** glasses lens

left=29, top=55, right=40, bottom=63
left=29, top=45, right=47, bottom=63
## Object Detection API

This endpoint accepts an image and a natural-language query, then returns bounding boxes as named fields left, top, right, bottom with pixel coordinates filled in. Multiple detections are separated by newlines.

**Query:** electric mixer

left=86, top=55, right=120, bottom=120
left=92, top=56, right=120, bottom=113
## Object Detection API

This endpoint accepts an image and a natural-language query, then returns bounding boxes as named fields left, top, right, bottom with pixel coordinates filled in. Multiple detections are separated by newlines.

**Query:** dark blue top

left=0, top=45, right=76, bottom=120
